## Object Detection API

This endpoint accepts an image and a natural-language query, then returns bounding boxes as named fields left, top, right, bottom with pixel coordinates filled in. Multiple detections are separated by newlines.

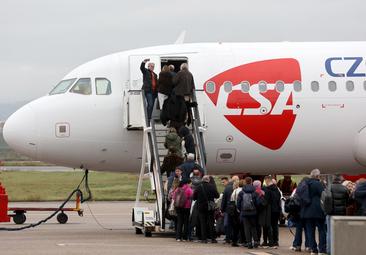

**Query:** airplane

left=3, top=41, right=366, bottom=175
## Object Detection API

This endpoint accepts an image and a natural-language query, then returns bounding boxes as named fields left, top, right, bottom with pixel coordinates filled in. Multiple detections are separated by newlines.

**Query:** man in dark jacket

left=354, top=179, right=366, bottom=216
left=193, top=175, right=219, bottom=243
left=178, top=126, right=195, bottom=157
left=173, top=63, right=195, bottom=99
left=179, top=153, right=203, bottom=179
left=157, top=65, right=173, bottom=109
left=300, top=169, right=326, bottom=255
left=140, top=59, right=158, bottom=121
left=237, top=177, right=260, bottom=249
left=220, top=175, right=239, bottom=244
left=160, top=147, right=184, bottom=178
left=326, top=175, right=349, bottom=254
left=263, top=176, right=282, bottom=248
left=160, top=93, right=187, bottom=130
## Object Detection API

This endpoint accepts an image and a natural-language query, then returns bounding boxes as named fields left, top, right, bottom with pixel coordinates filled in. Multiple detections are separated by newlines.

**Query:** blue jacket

left=179, top=160, right=195, bottom=179
left=220, top=182, right=233, bottom=213
left=300, top=178, right=325, bottom=219
left=237, top=185, right=258, bottom=218
left=354, top=181, right=366, bottom=215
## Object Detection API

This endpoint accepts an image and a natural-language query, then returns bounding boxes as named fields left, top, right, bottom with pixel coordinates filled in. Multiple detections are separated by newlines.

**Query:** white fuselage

left=4, top=42, right=366, bottom=174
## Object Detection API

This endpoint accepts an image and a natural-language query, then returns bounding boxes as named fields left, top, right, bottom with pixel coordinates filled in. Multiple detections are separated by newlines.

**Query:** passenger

left=140, top=59, right=158, bottom=121
left=263, top=176, right=281, bottom=248
left=354, top=178, right=366, bottom=215
left=178, top=126, right=196, bottom=157
left=157, top=65, right=173, bottom=109
left=277, top=175, right=297, bottom=197
left=173, top=179, right=193, bottom=242
left=167, top=166, right=184, bottom=194
left=161, top=147, right=184, bottom=178
left=169, top=64, right=177, bottom=77
left=228, top=179, right=241, bottom=247
left=325, top=174, right=349, bottom=255
left=300, top=169, right=326, bottom=255
left=253, top=180, right=270, bottom=248
left=167, top=178, right=180, bottom=229
left=164, top=127, right=182, bottom=157
left=193, top=175, right=219, bottom=243
left=160, top=93, right=187, bottom=130
left=190, top=169, right=203, bottom=191
left=237, top=179, right=246, bottom=245
left=343, top=180, right=357, bottom=215
left=237, top=177, right=260, bottom=249
left=189, top=170, right=202, bottom=241
left=173, top=63, right=195, bottom=102
left=179, top=153, right=200, bottom=179
left=220, top=175, right=239, bottom=244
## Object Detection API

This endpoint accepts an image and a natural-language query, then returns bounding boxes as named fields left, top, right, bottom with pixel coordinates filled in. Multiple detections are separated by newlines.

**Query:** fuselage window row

left=49, top=77, right=112, bottom=96
left=205, top=80, right=365, bottom=94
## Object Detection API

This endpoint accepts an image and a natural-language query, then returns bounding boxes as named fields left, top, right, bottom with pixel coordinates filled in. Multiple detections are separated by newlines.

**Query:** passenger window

left=275, top=80, right=285, bottom=92
left=223, top=81, right=233, bottom=93
left=96, top=78, right=112, bottom=95
left=311, top=81, right=320, bottom=92
left=293, top=80, right=302, bottom=92
left=258, top=81, right=267, bottom=92
left=328, top=81, right=337, bottom=92
left=49, top=78, right=76, bottom=95
left=241, top=81, right=250, bottom=93
left=206, top=81, right=216, bottom=94
left=346, top=80, right=354, bottom=92
left=70, top=78, right=92, bottom=95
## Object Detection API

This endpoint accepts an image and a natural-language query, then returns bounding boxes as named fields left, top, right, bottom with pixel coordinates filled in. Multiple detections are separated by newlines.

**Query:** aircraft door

left=126, top=55, right=161, bottom=129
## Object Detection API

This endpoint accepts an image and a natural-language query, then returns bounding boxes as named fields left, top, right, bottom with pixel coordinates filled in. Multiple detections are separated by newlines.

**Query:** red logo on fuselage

left=204, top=58, right=301, bottom=150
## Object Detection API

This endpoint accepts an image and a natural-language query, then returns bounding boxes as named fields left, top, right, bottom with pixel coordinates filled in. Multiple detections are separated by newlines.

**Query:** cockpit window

left=49, top=78, right=76, bottom=95
left=95, top=78, right=112, bottom=95
left=70, top=78, right=92, bottom=95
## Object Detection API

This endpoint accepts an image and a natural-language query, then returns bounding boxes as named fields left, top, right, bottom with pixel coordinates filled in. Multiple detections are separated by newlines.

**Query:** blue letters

left=325, top=57, right=366, bottom=77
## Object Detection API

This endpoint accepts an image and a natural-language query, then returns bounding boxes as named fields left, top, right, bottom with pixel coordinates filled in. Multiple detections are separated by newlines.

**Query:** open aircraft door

left=126, top=55, right=161, bottom=129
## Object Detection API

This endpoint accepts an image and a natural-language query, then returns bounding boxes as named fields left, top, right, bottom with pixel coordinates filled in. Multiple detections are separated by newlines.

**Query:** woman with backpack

left=173, top=179, right=193, bottom=242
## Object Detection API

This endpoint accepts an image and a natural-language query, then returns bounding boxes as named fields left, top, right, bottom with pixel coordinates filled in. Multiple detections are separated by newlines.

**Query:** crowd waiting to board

left=161, top=163, right=366, bottom=254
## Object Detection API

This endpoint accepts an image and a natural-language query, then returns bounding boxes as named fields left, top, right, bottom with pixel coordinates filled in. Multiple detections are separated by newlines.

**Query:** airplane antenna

left=174, top=30, right=186, bottom=44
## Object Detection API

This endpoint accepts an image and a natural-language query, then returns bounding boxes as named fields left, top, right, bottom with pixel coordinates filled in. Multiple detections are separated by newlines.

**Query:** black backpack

left=320, top=189, right=333, bottom=215
left=242, top=192, right=256, bottom=212
left=284, top=194, right=301, bottom=214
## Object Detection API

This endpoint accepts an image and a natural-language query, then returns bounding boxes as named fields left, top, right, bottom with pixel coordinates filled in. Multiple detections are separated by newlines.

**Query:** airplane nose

left=3, top=104, right=38, bottom=159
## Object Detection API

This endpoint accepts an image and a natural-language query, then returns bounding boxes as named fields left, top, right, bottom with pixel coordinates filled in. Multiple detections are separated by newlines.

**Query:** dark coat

left=164, top=132, right=182, bottom=156
left=179, top=159, right=195, bottom=179
left=160, top=94, right=187, bottom=126
left=158, top=71, right=173, bottom=95
left=257, top=192, right=271, bottom=227
left=354, top=181, right=366, bottom=215
left=263, top=184, right=282, bottom=214
left=140, top=62, right=158, bottom=94
left=160, top=153, right=183, bottom=177
left=193, top=182, right=219, bottom=212
left=330, top=182, right=349, bottom=215
left=300, top=178, right=325, bottom=219
left=179, top=126, right=196, bottom=155
left=237, top=185, right=258, bottom=218
left=173, top=69, right=195, bottom=96
left=220, top=182, right=234, bottom=213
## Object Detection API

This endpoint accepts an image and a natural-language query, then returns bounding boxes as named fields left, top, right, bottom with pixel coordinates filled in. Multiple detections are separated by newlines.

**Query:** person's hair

left=221, top=177, right=229, bottom=181
left=231, top=175, right=239, bottom=182
left=169, top=127, right=177, bottom=133
left=180, top=63, right=188, bottom=70
left=148, top=62, right=155, bottom=68
left=202, top=175, right=210, bottom=183
left=175, top=166, right=183, bottom=172
left=162, top=65, right=169, bottom=72
left=310, top=169, right=321, bottom=178
left=253, top=180, right=262, bottom=188
left=233, top=180, right=239, bottom=189
left=172, top=178, right=180, bottom=189
left=187, top=153, right=195, bottom=160
left=239, top=179, right=245, bottom=187
left=245, top=177, right=253, bottom=185
left=169, top=64, right=175, bottom=71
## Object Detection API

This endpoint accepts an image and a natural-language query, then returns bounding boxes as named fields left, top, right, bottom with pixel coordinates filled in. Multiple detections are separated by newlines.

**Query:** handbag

left=168, top=200, right=177, bottom=216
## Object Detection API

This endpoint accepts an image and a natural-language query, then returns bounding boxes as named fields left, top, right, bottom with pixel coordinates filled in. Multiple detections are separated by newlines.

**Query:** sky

left=1, top=0, right=366, bottom=104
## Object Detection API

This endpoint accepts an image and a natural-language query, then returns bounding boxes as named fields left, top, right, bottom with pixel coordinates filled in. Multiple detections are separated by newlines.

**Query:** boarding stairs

left=133, top=91, right=207, bottom=233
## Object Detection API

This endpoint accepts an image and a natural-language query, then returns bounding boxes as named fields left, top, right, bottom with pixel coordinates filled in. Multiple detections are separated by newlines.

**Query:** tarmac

left=0, top=201, right=310, bottom=255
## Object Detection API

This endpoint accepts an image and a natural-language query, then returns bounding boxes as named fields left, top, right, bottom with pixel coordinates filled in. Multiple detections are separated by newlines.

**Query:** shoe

left=231, top=242, right=239, bottom=247
left=247, top=244, right=254, bottom=249
left=224, top=239, right=231, bottom=244
left=305, top=247, right=312, bottom=253
left=261, top=242, right=269, bottom=248
left=176, top=239, right=181, bottom=242
left=290, top=246, right=302, bottom=252
left=253, top=242, right=259, bottom=248
left=211, top=239, right=218, bottom=243
left=201, top=240, right=208, bottom=244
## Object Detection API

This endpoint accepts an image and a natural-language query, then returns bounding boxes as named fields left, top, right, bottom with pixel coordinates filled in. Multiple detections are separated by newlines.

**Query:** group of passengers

left=139, top=59, right=195, bottom=127
left=285, top=169, right=366, bottom=255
